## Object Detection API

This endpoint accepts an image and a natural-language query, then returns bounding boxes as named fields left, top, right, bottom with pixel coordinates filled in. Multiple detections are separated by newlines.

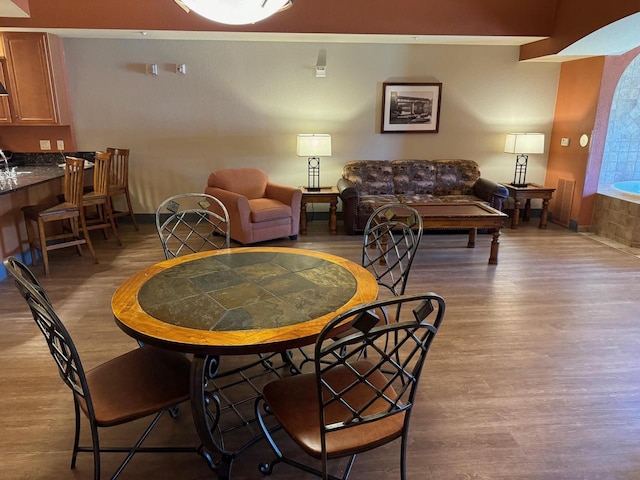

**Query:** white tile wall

left=600, top=53, right=640, bottom=185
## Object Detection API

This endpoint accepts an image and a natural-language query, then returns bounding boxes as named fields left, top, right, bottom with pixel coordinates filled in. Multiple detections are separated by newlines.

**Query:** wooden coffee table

left=376, top=202, right=508, bottom=264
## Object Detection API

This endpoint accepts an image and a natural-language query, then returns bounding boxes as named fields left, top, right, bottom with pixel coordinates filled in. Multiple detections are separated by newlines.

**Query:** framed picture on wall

left=381, top=82, right=442, bottom=133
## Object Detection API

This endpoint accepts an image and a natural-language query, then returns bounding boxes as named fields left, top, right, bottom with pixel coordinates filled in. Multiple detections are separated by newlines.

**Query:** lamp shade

left=504, top=133, right=545, bottom=154
left=0, top=82, right=7, bottom=96
left=176, top=0, right=292, bottom=25
left=296, top=134, right=332, bottom=157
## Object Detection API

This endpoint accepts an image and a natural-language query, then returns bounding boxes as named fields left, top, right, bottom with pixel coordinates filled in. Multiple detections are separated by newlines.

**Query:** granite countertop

left=0, top=165, right=65, bottom=195
left=0, top=151, right=96, bottom=195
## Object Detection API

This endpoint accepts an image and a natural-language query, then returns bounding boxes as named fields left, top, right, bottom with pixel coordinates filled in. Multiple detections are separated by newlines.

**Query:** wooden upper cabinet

left=0, top=60, right=11, bottom=124
left=1, top=32, right=72, bottom=125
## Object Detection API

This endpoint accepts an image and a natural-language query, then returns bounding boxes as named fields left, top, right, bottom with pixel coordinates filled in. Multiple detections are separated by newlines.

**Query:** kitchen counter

left=0, top=165, right=65, bottom=195
left=0, top=151, right=98, bottom=280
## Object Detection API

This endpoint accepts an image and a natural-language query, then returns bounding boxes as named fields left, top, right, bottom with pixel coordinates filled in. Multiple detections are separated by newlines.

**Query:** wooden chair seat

left=23, top=201, right=78, bottom=217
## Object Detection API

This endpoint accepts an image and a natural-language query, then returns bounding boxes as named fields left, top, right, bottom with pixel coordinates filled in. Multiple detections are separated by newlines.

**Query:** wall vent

left=552, top=178, right=575, bottom=227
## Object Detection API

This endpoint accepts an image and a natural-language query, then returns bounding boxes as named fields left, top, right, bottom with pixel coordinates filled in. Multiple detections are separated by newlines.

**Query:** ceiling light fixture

left=174, top=0, right=293, bottom=26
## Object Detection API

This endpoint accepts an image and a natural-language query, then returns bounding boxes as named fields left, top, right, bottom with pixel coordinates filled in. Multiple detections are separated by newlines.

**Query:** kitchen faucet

left=0, top=149, right=9, bottom=171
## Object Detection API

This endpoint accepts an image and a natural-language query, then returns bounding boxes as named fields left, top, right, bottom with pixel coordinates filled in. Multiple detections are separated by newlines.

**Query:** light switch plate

left=561, top=137, right=570, bottom=147
left=39, top=140, right=51, bottom=150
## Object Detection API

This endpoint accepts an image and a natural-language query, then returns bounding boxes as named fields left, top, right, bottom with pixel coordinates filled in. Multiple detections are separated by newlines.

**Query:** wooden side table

left=502, top=183, right=556, bottom=229
left=299, top=186, right=339, bottom=235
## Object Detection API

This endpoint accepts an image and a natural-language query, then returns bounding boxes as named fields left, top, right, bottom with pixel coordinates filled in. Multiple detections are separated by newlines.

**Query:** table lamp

left=297, top=134, right=331, bottom=191
left=504, top=133, right=545, bottom=187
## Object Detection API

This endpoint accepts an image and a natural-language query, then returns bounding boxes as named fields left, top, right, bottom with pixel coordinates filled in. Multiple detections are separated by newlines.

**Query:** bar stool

left=83, top=151, right=121, bottom=245
left=22, top=156, right=98, bottom=275
left=106, top=147, right=139, bottom=231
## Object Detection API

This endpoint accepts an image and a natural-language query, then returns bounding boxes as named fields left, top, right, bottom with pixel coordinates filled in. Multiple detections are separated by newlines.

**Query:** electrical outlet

left=57, top=140, right=65, bottom=150
left=39, top=140, right=51, bottom=150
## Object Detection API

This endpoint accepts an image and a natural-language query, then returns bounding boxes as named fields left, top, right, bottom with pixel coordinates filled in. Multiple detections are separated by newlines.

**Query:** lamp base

left=306, top=186, right=321, bottom=192
left=510, top=182, right=529, bottom=188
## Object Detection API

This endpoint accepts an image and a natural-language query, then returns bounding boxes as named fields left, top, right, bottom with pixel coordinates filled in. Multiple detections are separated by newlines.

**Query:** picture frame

left=381, top=82, right=442, bottom=133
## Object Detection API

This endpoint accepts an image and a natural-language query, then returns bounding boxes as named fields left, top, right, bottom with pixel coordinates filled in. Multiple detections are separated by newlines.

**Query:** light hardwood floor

left=1, top=220, right=639, bottom=480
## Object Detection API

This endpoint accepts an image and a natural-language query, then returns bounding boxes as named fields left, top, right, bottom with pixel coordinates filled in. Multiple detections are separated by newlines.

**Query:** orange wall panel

left=545, top=56, right=604, bottom=228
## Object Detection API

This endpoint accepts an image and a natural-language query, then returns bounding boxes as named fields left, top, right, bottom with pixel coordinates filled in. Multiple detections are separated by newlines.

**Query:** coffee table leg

left=467, top=228, right=477, bottom=248
left=489, top=228, right=500, bottom=264
left=539, top=198, right=550, bottom=229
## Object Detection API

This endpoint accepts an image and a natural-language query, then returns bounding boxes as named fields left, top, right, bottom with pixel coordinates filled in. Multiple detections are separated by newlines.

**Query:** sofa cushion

left=392, top=160, right=436, bottom=195
left=248, top=198, right=292, bottom=223
left=433, top=159, right=480, bottom=196
left=342, top=161, right=394, bottom=195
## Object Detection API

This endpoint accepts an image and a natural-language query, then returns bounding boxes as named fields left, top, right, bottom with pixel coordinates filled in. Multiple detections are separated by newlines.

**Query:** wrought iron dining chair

left=156, top=193, right=231, bottom=258
left=256, top=292, right=446, bottom=480
left=3, top=256, right=199, bottom=480
left=296, top=203, right=423, bottom=371
left=155, top=193, right=293, bottom=450
left=362, top=203, right=423, bottom=297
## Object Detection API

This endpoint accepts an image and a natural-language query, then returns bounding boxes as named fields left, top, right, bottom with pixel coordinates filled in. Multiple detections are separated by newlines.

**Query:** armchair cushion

left=249, top=198, right=292, bottom=223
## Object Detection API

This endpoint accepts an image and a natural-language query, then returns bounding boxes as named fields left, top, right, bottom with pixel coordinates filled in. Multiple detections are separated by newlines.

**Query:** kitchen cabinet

left=0, top=32, right=72, bottom=125
left=0, top=60, right=11, bottom=123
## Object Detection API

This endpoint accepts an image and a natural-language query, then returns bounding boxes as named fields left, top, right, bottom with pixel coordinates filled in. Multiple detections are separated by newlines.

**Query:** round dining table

left=111, top=246, right=378, bottom=479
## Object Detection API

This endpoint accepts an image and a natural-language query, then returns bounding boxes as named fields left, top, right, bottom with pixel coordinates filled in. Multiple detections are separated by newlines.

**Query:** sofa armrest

left=337, top=177, right=358, bottom=201
left=473, top=178, right=509, bottom=210
left=337, top=177, right=360, bottom=235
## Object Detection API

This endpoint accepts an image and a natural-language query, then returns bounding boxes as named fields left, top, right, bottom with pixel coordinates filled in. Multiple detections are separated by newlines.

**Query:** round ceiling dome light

left=175, top=0, right=293, bottom=25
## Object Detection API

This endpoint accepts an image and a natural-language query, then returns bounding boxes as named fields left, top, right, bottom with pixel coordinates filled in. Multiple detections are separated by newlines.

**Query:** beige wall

left=63, top=39, right=560, bottom=213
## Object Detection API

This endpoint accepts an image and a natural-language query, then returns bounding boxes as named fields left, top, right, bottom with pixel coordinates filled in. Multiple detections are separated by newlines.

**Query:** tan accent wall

left=53, top=40, right=560, bottom=214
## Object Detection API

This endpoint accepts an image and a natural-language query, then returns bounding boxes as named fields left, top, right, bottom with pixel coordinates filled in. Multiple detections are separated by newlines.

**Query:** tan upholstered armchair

left=205, top=168, right=302, bottom=244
